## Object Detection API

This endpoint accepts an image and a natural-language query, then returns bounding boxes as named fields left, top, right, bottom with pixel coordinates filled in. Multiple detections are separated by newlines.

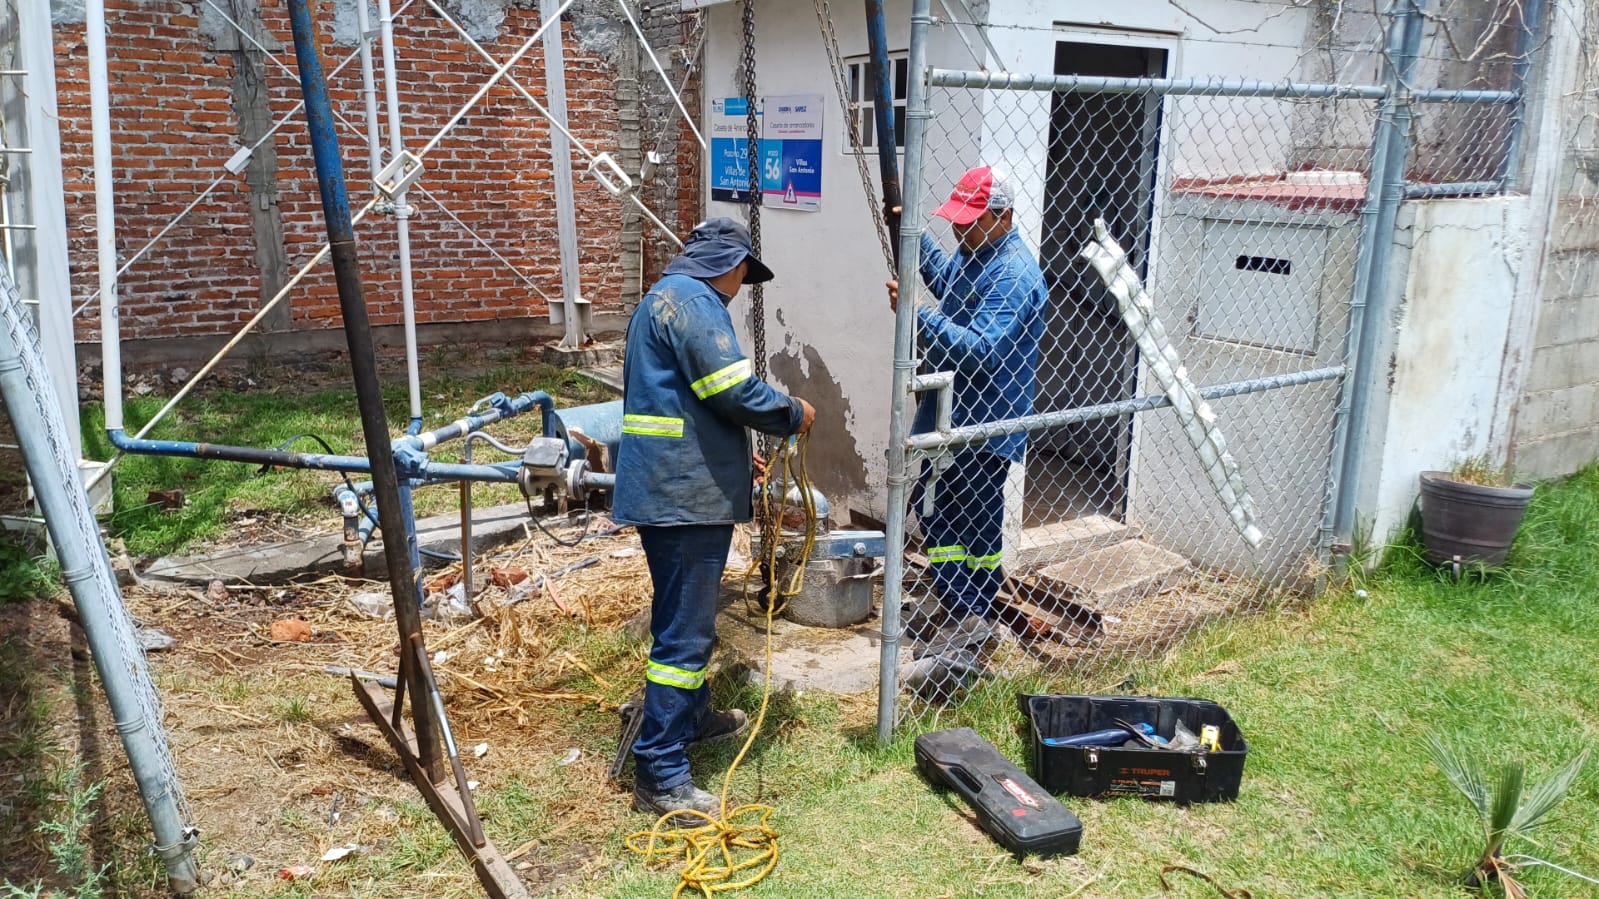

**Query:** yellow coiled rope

left=625, top=433, right=817, bottom=898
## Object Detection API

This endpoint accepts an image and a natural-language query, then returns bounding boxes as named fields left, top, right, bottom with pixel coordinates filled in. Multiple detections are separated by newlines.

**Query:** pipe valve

left=515, top=436, right=570, bottom=499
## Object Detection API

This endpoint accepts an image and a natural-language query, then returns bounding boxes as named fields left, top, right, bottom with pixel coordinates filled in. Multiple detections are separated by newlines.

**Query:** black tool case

left=1020, top=694, right=1248, bottom=803
left=913, top=727, right=1083, bottom=858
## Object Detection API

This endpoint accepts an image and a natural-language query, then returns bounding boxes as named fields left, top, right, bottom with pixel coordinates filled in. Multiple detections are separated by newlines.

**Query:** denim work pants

left=917, top=450, right=1009, bottom=620
left=631, top=523, right=733, bottom=792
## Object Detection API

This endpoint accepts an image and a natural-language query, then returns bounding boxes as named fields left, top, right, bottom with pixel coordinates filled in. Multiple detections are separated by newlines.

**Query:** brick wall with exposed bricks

left=52, top=0, right=700, bottom=345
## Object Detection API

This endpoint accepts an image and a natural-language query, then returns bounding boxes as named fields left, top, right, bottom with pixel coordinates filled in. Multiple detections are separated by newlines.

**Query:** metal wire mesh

left=890, top=78, right=1395, bottom=716
left=0, top=258, right=192, bottom=825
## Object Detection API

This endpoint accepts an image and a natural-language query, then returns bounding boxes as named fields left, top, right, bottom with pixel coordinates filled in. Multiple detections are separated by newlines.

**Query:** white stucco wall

left=1365, top=197, right=1530, bottom=546
left=697, top=0, right=1331, bottom=520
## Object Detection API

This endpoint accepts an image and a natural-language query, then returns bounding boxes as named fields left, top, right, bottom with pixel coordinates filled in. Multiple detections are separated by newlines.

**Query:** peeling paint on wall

left=769, top=344, right=870, bottom=521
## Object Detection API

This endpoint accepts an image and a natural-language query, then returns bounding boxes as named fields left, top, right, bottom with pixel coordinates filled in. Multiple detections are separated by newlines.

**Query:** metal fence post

left=877, top=0, right=933, bottom=743
left=1499, top=0, right=1547, bottom=192
left=1327, top=0, right=1426, bottom=561
left=0, top=260, right=199, bottom=894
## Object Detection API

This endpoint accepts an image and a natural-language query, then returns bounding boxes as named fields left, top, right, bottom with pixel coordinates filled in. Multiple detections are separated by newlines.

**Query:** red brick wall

left=53, top=0, right=697, bottom=344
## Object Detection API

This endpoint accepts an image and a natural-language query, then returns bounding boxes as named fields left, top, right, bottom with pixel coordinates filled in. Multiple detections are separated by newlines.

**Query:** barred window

left=846, top=53, right=908, bottom=152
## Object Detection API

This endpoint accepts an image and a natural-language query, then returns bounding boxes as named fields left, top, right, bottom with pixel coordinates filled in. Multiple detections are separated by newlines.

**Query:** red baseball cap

left=932, top=165, right=1015, bottom=226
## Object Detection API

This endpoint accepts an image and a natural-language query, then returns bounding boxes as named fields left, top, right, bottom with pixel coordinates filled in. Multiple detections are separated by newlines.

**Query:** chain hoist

left=739, top=0, right=767, bottom=381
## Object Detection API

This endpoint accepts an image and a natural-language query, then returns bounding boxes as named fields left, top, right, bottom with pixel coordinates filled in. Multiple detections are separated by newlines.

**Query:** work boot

left=914, top=614, right=997, bottom=663
left=690, top=708, right=749, bottom=747
left=900, top=598, right=951, bottom=642
left=903, top=649, right=984, bottom=700
left=904, top=614, right=998, bottom=701
left=632, top=782, right=721, bottom=819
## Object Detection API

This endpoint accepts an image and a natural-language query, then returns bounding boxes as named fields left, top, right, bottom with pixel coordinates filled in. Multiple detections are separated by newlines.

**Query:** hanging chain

left=739, top=0, right=766, bottom=381
left=814, top=0, right=896, bottom=275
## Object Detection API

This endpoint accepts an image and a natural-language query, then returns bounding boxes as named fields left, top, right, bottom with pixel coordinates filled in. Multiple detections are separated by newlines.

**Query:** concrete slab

left=579, top=364, right=624, bottom=395
left=541, top=341, right=620, bottom=368
left=713, top=589, right=906, bottom=696
left=1014, top=514, right=1130, bottom=572
left=143, top=502, right=557, bottom=585
left=1034, top=540, right=1190, bottom=611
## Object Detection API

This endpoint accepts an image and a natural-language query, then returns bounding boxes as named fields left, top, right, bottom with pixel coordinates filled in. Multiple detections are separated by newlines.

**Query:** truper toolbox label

left=1108, top=765, right=1178, bottom=798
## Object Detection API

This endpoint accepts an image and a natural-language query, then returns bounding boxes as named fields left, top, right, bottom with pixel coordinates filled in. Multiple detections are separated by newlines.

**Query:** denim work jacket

left=612, top=273, right=804, bottom=527
left=913, top=228, right=1047, bottom=463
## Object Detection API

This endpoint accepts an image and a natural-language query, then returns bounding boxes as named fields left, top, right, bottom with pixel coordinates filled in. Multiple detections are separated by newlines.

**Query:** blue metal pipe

left=111, top=393, right=556, bottom=472
left=397, top=481, right=424, bottom=588
left=864, top=0, right=903, bottom=266
left=108, top=428, right=374, bottom=472
left=407, top=416, right=424, bottom=436
left=553, top=399, right=623, bottom=461
left=287, top=0, right=441, bottom=774
left=417, top=460, right=522, bottom=483
left=403, top=391, right=555, bottom=451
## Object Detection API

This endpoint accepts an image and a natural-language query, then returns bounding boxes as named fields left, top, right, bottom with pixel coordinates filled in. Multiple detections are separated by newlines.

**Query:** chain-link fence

left=0, top=257, right=198, bottom=890
left=879, top=0, right=1531, bottom=725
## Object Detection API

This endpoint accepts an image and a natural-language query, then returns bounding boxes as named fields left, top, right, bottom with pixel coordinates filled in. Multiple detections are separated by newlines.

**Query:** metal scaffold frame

left=52, top=0, right=699, bottom=893
left=83, top=0, right=697, bottom=487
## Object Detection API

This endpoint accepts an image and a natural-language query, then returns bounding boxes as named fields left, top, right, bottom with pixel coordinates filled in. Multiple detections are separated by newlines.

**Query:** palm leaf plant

left=1427, top=735, right=1594, bottom=898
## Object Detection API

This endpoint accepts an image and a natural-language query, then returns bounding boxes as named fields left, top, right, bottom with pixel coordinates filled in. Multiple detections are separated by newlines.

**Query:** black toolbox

left=914, top=727, right=1083, bottom=858
left=1019, top=694, right=1248, bottom=803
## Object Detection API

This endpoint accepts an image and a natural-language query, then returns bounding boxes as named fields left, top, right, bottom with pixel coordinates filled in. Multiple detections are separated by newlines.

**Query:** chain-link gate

left=877, top=0, right=1526, bottom=729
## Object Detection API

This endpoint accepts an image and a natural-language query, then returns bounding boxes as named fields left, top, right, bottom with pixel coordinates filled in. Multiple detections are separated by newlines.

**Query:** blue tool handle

left=1042, top=722, right=1154, bottom=747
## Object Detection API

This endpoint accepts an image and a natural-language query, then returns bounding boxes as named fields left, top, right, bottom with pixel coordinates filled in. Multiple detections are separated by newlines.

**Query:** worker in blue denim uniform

left=887, top=165, right=1046, bottom=695
left=613, top=218, right=816, bottom=817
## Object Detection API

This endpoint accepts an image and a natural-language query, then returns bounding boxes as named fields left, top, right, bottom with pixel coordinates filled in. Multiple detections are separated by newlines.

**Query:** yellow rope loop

left=627, top=433, right=818, bottom=896
left=624, top=804, right=779, bottom=898
left=741, top=434, right=818, bottom=616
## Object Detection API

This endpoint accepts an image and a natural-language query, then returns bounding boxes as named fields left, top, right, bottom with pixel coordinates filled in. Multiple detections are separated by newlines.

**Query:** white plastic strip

left=1080, top=217, right=1265, bottom=547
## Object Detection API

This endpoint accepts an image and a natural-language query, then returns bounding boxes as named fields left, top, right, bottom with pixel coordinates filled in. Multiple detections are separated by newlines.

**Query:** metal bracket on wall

left=374, top=150, right=425, bottom=199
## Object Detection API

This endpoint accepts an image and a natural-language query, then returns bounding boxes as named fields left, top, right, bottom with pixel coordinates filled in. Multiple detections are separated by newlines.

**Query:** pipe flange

left=565, top=459, right=589, bottom=503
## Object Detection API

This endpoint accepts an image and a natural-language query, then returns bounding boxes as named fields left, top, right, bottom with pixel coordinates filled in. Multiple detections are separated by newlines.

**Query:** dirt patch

left=1000, top=570, right=1266, bottom=673
left=0, top=598, right=82, bottom=890
left=0, top=513, right=686, bottom=897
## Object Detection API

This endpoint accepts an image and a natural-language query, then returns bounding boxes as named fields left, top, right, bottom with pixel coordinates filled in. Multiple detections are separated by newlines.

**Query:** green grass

left=0, top=635, right=113, bottom=899
left=570, top=465, right=1599, bottom=898
left=105, top=464, right=1599, bottom=898
left=271, top=697, right=314, bottom=725
left=0, top=533, right=59, bottom=605
left=80, top=349, right=609, bottom=556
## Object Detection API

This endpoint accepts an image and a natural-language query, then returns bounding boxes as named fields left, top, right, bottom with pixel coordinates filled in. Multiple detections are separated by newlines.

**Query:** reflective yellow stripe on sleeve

left=925, top=544, right=966, bottom=565
left=690, top=358, right=753, bottom=400
left=645, top=660, right=706, bottom=689
left=622, top=414, right=685, bottom=437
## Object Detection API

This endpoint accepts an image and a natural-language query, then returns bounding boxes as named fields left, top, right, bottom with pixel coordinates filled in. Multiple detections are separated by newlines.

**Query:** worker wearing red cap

left=887, top=165, right=1046, bottom=697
